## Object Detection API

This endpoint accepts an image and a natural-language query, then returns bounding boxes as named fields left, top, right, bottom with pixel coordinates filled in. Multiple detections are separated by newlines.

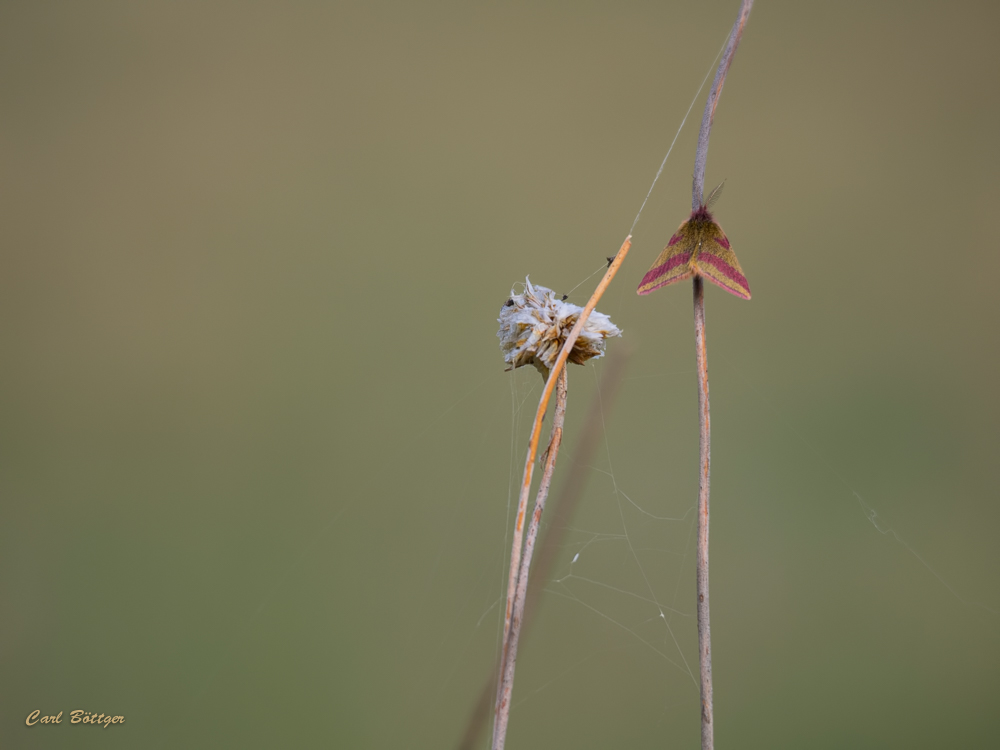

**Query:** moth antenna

left=706, top=180, right=726, bottom=209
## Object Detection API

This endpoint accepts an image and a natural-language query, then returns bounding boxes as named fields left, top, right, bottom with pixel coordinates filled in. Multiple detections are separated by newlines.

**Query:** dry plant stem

left=690, top=3, right=753, bottom=749
left=492, top=367, right=568, bottom=750
left=692, top=0, right=754, bottom=209
left=456, top=349, right=630, bottom=750
left=693, top=276, right=713, bottom=749
left=493, top=235, right=632, bottom=724
left=492, top=235, right=631, bottom=745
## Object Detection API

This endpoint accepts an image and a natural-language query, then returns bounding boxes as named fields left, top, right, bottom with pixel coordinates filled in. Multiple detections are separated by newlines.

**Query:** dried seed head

left=497, top=277, right=622, bottom=378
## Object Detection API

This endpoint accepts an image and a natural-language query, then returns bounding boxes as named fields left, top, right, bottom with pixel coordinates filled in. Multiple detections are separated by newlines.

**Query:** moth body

left=637, top=205, right=750, bottom=300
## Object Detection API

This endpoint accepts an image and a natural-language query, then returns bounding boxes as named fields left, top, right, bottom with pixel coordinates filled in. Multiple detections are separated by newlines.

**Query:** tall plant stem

left=692, top=0, right=754, bottom=209
left=690, top=3, right=753, bottom=749
left=492, top=367, right=568, bottom=750
left=692, top=276, right=713, bottom=748
left=492, top=234, right=631, bottom=747
left=457, top=349, right=630, bottom=750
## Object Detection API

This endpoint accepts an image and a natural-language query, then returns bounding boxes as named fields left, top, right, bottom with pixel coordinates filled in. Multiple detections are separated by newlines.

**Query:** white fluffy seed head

left=497, top=277, right=622, bottom=378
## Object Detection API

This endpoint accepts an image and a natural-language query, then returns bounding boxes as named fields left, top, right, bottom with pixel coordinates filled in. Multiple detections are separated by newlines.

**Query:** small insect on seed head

left=498, top=277, right=622, bottom=380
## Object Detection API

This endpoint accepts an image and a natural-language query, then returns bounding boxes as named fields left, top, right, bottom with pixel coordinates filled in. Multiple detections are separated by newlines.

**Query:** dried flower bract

left=497, top=277, right=622, bottom=378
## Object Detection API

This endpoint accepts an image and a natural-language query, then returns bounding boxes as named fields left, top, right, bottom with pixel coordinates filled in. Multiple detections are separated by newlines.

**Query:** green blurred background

left=2, top=1, right=998, bottom=747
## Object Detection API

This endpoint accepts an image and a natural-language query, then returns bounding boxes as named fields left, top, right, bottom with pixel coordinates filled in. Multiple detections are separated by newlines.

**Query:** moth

left=636, top=188, right=750, bottom=300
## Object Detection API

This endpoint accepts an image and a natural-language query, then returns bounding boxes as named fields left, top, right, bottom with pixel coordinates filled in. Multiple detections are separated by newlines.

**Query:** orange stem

left=492, top=234, right=631, bottom=742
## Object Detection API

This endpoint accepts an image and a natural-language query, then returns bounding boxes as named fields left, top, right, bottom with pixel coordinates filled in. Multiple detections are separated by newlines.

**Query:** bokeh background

left=2, top=1, right=998, bottom=748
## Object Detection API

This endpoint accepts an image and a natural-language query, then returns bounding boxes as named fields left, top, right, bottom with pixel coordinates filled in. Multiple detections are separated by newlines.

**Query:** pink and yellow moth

left=636, top=203, right=750, bottom=300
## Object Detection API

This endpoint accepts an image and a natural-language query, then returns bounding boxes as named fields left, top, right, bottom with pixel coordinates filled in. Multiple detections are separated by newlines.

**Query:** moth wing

left=693, top=222, right=751, bottom=300
left=637, top=227, right=694, bottom=296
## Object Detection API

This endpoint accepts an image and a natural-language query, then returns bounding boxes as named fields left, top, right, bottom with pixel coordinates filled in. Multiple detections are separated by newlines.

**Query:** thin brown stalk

left=456, top=349, right=630, bottom=750
left=492, top=367, right=568, bottom=750
left=493, top=234, right=631, bottom=747
left=690, top=3, right=753, bottom=749
left=692, top=0, right=754, bottom=210
left=493, top=237, right=632, bottom=720
left=692, top=275, right=714, bottom=749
